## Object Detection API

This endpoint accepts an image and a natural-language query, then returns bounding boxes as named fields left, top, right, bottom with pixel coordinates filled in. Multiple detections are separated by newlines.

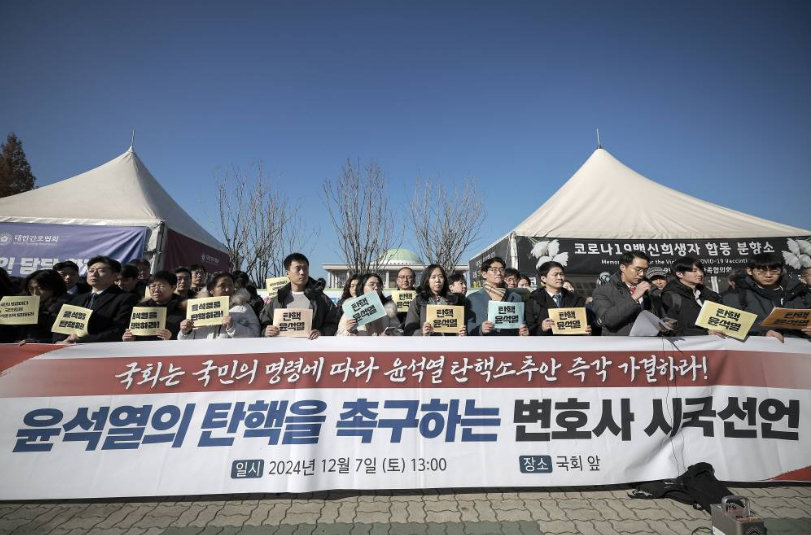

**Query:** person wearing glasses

left=466, top=257, right=529, bottom=336
left=394, top=267, right=416, bottom=324
left=122, top=271, right=185, bottom=341
left=723, top=252, right=811, bottom=341
left=337, top=273, right=402, bottom=336
left=591, top=250, right=653, bottom=336
left=660, top=256, right=722, bottom=337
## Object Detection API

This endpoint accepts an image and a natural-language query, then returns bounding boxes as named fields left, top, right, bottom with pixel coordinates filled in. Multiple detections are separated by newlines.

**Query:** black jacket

left=259, top=277, right=339, bottom=336
left=130, top=295, right=186, bottom=341
left=403, top=291, right=468, bottom=336
left=54, top=285, right=139, bottom=343
left=723, top=274, right=810, bottom=338
left=660, top=279, right=721, bottom=337
left=525, top=288, right=588, bottom=336
left=17, top=294, right=71, bottom=342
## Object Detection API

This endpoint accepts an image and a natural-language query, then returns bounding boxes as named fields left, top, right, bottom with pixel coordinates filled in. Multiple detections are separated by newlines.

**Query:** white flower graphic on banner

left=782, top=238, right=811, bottom=270
left=530, top=239, right=569, bottom=268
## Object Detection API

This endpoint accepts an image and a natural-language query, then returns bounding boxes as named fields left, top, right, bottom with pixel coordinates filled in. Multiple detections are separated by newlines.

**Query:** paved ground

left=1, top=484, right=810, bottom=535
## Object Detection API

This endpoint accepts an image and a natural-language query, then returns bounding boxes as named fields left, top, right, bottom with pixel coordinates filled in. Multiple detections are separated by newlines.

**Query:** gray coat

left=591, top=272, right=651, bottom=336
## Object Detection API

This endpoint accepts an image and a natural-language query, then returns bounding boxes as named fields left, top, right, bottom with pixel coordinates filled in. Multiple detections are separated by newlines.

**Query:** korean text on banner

left=265, top=277, right=288, bottom=298
left=187, top=297, right=230, bottom=327
left=426, top=305, right=464, bottom=334
left=51, top=304, right=91, bottom=336
left=272, top=308, right=313, bottom=337
left=549, top=307, right=588, bottom=335
left=696, top=301, right=757, bottom=340
left=391, top=291, right=415, bottom=313
left=760, top=308, right=811, bottom=330
left=129, top=307, right=167, bottom=336
left=0, top=295, right=39, bottom=325
left=1, top=336, right=810, bottom=501
left=342, top=291, right=385, bottom=326
left=488, top=301, right=524, bottom=330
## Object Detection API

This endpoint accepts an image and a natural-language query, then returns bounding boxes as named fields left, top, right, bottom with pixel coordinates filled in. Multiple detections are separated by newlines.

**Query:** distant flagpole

left=596, top=128, right=602, bottom=149
left=130, top=129, right=136, bottom=151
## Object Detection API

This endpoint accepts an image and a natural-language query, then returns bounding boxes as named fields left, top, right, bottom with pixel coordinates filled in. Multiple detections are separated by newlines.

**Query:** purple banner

left=0, top=222, right=148, bottom=277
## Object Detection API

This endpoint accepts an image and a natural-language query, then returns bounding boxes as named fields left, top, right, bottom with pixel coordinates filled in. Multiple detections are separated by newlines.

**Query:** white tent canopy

left=470, top=148, right=810, bottom=280
left=514, top=148, right=808, bottom=239
left=0, top=147, right=227, bottom=270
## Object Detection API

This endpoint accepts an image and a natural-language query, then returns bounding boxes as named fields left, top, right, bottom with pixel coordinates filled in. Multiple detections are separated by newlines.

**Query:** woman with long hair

left=18, top=269, right=69, bottom=343
left=404, top=264, right=467, bottom=336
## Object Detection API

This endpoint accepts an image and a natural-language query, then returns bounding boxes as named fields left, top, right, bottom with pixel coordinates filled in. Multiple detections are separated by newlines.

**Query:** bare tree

left=216, top=163, right=305, bottom=283
left=409, top=177, right=486, bottom=275
left=322, top=159, right=400, bottom=275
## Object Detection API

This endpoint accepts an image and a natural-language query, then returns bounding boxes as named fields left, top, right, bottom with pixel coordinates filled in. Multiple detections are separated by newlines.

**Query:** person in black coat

left=54, top=256, right=139, bottom=344
left=526, top=261, right=592, bottom=336
left=17, top=269, right=70, bottom=342
left=660, top=256, right=722, bottom=337
left=591, top=250, right=653, bottom=336
left=403, top=264, right=468, bottom=336
left=723, top=252, right=811, bottom=341
left=122, top=271, right=186, bottom=341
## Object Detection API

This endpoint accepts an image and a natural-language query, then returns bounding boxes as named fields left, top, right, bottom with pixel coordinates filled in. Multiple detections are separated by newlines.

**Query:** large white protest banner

left=1, top=336, right=809, bottom=500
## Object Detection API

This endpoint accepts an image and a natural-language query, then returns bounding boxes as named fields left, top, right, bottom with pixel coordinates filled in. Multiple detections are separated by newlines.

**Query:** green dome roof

left=379, top=248, right=421, bottom=265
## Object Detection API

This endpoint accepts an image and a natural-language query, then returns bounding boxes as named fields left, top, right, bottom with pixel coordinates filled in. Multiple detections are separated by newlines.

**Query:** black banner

left=517, top=235, right=811, bottom=276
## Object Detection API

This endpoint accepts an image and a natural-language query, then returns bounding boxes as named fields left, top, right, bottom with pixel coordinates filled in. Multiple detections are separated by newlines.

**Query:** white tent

left=470, top=148, right=810, bottom=284
left=0, top=147, right=229, bottom=274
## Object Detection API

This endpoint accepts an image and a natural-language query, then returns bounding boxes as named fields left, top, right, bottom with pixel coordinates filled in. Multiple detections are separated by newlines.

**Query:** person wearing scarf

left=466, top=257, right=529, bottom=336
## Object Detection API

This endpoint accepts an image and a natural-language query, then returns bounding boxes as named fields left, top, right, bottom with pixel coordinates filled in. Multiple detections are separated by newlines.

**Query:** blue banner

left=0, top=223, right=148, bottom=277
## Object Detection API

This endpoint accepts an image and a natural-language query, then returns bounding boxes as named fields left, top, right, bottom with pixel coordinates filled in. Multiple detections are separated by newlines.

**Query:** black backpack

left=629, top=462, right=733, bottom=513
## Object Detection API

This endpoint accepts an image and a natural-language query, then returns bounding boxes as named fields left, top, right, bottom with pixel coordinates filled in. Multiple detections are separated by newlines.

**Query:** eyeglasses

left=487, top=267, right=505, bottom=273
left=625, top=266, right=647, bottom=273
left=149, top=283, right=169, bottom=291
left=397, top=275, right=413, bottom=280
left=753, top=266, right=782, bottom=273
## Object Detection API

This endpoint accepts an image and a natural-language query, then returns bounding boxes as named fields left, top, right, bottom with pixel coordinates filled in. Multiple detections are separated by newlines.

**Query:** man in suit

left=591, top=250, right=652, bottom=335
left=526, top=261, right=592, bottom=335
left=55, top=255, right=139, bottom=344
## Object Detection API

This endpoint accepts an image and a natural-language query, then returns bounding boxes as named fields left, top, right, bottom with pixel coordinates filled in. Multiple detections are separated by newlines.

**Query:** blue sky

left=2, top=1, right=810, bottom=279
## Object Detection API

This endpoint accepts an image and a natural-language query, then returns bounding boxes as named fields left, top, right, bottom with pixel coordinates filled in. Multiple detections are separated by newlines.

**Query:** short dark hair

left=357, top=272, right=384, bottom=294
left=748, top=252, right=783, bottom=270
left=23, top=269, right=67, bottom=298
left=87, top=255, right=122, bottom=273
left=173, top=266, right=191, bottom=276
left=189, top=264, right=206, bottom=273
left=398, top=267, right=415, bottom=277
left=518, top=274, right=532, bottom=286
left=448, top=273, right=466, bottom=286
left=231, top=270, right=252, bottom=288
left=504, top=267, right=520, bottom=279
left=620, top=250, right=650, bottom=266
left=672, top=256, right=703, bottom=275
left=284, top=252, right=309, bottom=270
left=132, top=258, right=150, bottom=269
left=120, top=264, right=139, bottom=279
left=53, top=260, right=80, bottom=272
left=207, top=271, right=234, bottom=292
left=537, top=261, right=564, bottom=279
left=149, top=270, right=177, bottom=286
left=481, top=256, right=506, bottom=274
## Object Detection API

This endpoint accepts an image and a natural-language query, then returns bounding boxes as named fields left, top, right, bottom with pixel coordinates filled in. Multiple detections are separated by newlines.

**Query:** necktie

left=88, top=292, right=97, bottom=309
left=553, top=293, right=562, bottom=308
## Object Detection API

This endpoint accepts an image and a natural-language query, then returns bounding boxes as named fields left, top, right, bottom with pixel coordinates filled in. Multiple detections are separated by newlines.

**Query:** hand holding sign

left=52, top=304, right=92, bottom=340
left=272, top=308, right=313, bottom=338
left=186, top=297, right=229, bottom=327
left=487, top=301, right=524, bottom=330
left=695, top=301, right=757, bottom=340
left=341, top=291, right=386, bottom=327
left=425, top=305, right=465, bottom=335
left=549, top=307, right=589, bottom=335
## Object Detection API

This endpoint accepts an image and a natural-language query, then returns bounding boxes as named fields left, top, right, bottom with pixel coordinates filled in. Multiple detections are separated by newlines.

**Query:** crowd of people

left=1, top=249, right=810, bottom=344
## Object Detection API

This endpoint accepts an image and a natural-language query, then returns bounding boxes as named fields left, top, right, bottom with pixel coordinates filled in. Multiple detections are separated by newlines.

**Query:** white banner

left=1, top=336, right=809, bottom=500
